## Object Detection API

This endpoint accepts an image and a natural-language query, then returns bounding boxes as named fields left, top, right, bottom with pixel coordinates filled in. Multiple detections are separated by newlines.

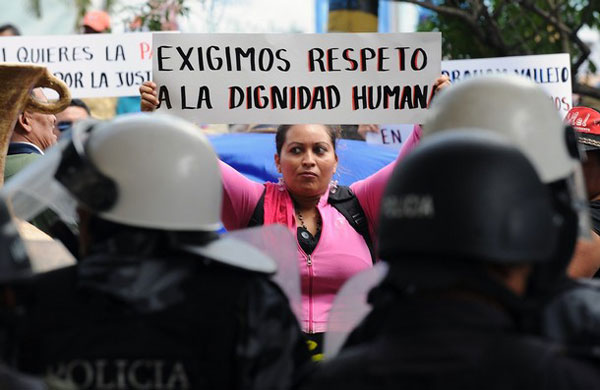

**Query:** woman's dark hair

left=70, top=98, right=91, bottom=115
left=275, top=124, right=340, bottom=155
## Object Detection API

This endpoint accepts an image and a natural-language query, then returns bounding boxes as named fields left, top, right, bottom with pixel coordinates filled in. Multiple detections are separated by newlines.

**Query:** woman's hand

left=140, top=81, right=159, bottom=112
left=433, top=74, right=451, bottom=96
left=359, top=75, right=450, bottom=139
left=357, top=124, right=380, bottom=140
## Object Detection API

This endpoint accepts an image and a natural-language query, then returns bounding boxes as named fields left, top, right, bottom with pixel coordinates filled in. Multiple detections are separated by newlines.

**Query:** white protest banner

left=442, top=53, right=572, bottom=117
left=0, top=33, right=153, bottom=98
left=153, top=32, right=441, bottom=124
left=365, top=124, right=414, bottom=150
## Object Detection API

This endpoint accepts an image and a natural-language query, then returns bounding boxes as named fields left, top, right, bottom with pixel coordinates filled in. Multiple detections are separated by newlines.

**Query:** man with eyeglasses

left=55, top=99, right=91, bottom=135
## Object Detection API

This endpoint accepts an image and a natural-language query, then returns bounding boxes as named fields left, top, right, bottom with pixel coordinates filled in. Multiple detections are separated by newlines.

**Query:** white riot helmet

left=1, top=113, right=287, bottom=274
left=425, top=75, right=578, bottom=183
left=63, top=113, right=222, bottom=231
left=424, top=75, right=590, bottom=239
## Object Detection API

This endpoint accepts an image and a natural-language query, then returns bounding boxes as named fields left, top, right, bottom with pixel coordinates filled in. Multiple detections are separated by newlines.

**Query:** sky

left=0, top=0, right=317, bottom=35
left=178, top=0, right=316, bottom=33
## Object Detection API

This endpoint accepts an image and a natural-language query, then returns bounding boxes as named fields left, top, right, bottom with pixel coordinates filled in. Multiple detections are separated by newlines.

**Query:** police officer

left=424, top=75, right=587, bottom=284
left=0, top=198, right=58, bottom=389
left=421, top=75, right=600, bottom=352
left=534, top=105, right=600, bottom=348
left=564, top=106, right=600, bottom=277
left=305, top=131, right=600, bottom=390
left=4, top=113, right=312, bottom=390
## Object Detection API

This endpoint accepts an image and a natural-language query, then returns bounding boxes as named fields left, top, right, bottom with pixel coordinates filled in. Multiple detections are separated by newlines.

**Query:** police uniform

left=307, top=132, right=600, bottom=390
left=2, top=114, right=314, bottom=390
left=306, top=287, right=600, bottom=390
left=13, top=230, right=312, bottom=390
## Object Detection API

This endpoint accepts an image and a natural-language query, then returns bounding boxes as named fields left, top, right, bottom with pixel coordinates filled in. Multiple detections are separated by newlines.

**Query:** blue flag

left=210, top=133, right=397, bottom=185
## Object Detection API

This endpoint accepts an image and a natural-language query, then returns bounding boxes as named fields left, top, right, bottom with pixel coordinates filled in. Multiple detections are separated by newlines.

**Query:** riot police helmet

left=423, top=75, right=588, bottom=242
left=378, top=130, right=564, bottom=265
left=1, top=113, right=277, bottom=273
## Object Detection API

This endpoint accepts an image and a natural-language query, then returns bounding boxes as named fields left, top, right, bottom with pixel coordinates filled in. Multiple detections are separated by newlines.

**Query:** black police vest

left=13, top=256, right=309, bottom=390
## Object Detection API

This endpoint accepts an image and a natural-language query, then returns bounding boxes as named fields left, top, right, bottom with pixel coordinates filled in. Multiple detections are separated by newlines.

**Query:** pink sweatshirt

left=220, top=127, right=421, bottom=333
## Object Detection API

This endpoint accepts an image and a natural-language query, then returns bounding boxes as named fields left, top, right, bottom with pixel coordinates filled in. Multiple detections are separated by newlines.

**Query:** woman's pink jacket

left=220, top=127, right=420, bottom=333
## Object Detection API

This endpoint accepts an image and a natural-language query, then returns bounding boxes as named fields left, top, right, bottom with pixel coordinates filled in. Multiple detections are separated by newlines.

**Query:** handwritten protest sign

left=366, top=53, right=572, bottom=147
left=365, top=124, right=414, bottom=149
left=442, top=53, right=572, bottom=117
left=0, top=33, right=152, bottom=98
left=153, top=32, right=441, bottom=124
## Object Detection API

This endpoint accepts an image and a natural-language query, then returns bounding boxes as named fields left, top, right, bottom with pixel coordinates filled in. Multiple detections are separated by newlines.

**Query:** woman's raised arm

left=219, top=161, right=265, bottom=230
left=350, top=75, right=450, bottom=237
left=350, top=125, right=422, bottom=238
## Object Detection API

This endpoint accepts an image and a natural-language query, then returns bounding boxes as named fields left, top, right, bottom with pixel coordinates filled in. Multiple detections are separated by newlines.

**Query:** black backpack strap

left=247, top=187, right=266, bottom=227
left=248, top=185, right=375, bottom=263
left=328, top=186, right=375, bottom=264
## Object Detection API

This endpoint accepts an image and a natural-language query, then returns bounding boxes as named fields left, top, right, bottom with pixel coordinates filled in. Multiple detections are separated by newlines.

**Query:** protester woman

left=139, top=76, right=450, bottom=355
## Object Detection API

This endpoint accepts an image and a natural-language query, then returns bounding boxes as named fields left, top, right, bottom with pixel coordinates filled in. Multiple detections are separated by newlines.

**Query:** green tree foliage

left=127, top=0, right=190, bottom=32
left=397, top=0, right=600, bottom=98
left=28, top=0, right=43, bottom=18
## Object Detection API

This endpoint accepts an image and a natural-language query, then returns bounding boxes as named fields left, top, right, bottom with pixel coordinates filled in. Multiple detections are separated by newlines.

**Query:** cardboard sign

left=365, top=124, right=414, bottom=149
left=0, top=33, right=153, bottom=98
left=442, top=53, right=572, bottom=117
left=153, top=32, right=441, bottom=124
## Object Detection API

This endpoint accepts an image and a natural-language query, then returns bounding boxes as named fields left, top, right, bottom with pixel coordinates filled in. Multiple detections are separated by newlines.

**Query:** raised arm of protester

left=140, top=81, right=159, bottom=112
left=356, top=75, right=451, bottom=140
left=137, top=76, right=443, bottom=356
left=140, top=75, right=452, bottom=115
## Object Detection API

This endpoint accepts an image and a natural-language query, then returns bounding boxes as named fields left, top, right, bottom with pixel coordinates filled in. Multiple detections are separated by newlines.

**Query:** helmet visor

left=323, top=262, right=389, bottom=359
left=0, top=119, right=104, bottom=228
left=1, top=135, right=78, bottom=227
left=180, top=224, right=302, bottom=322
left=1, top=127, right=83, bottom=268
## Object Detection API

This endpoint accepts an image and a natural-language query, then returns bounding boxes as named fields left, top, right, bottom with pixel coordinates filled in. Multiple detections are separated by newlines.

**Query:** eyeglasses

left=57, top=121, right=73, bottom=132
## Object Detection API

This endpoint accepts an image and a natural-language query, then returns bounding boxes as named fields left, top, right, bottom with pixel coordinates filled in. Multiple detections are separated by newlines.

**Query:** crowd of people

left=1, top=15, right=600, bottom=389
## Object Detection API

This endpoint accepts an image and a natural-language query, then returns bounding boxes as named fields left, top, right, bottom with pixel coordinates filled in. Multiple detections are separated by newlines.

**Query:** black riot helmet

left=378, top=130, right=566, bottom=266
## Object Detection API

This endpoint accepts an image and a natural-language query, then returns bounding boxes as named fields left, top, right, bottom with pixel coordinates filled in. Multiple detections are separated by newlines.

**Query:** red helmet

left=566, top=106, right=600, bottom=152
